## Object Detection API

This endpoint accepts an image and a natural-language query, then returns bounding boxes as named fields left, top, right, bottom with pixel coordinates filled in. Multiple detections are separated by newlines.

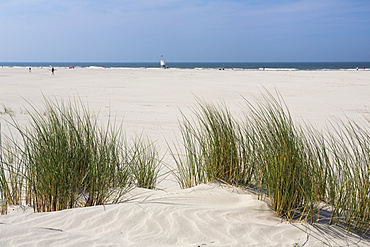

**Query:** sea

left=0, top=62, right=369, bottom=71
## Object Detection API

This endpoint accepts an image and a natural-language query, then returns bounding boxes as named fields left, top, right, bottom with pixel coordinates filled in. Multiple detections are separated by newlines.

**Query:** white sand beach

left=0, top=67, right=369, bottom=246
left=1, top=68, right=369, bottom=147
left=0, top=183, right=368, bottom=246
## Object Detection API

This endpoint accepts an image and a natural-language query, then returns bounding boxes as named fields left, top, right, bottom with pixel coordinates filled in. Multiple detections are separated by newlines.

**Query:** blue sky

left=1, top=0, right=369, bottom=62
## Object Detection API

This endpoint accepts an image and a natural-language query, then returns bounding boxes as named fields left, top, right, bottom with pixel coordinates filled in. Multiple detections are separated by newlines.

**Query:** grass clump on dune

left=171, top=98, right=254, bottom=189
left=0, top=141, right=25, bottom=212
left=326, top=118, right=370, bottom=234
left=245, top=93, right=314, bottom=219
left=244, top=92, right=337, bottom=223
left=172, top=93, right=322, bottom=220
left=131, top=136, right=163, bottom=190
left=0, top=97, right=161, bottom=213
left=173, top=92, right=370, bottom=235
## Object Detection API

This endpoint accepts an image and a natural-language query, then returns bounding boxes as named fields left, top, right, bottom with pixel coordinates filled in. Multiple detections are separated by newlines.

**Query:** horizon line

left=1, top=61, right=370, bottom=64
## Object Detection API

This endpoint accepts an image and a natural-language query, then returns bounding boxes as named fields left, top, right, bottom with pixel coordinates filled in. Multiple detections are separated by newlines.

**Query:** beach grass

left=1, top=93, right=369, bottom=235
left=0, top=105, right=15, bottom=116
left=173, top=92, right=370, bottom=235
left=0, top=97, right=161, bottom=213
left=0, top=141, right=25, bottom=214
left=325, top=118, right=370, bottom=233
left=171, top=98, right=254, bottom=189
left=131, top=136, right=163, bottom=189
left=245, top=92, right=311, bottom=219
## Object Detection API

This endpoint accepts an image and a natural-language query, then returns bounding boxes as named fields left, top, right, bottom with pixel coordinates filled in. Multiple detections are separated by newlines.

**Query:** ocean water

left=0, top=62, right=369, bottom=71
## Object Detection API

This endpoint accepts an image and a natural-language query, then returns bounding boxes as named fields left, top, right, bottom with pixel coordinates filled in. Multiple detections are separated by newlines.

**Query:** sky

left=0, top=0, right=369, bottom=62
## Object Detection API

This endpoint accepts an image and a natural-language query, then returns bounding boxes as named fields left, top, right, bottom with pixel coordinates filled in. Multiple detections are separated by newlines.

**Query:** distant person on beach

left=29, top=67, right=31, bottom=72
left=51, top=67, right=55, bottom=75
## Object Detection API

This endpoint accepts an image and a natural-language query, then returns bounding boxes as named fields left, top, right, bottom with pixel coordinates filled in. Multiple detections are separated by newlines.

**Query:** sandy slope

left=0, top=68, right=369, bottom=246
left=0, top=184, right=368, bottom=246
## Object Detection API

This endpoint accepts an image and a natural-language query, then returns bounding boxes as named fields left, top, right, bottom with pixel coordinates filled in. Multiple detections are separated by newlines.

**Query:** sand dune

left=0, top=67, right=369, bottom=246
left=0, top=184, right=367, bottom=246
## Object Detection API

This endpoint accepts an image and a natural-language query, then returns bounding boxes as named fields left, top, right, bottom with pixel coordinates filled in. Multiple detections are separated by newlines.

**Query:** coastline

left=1, top=61, right=369, bottom=71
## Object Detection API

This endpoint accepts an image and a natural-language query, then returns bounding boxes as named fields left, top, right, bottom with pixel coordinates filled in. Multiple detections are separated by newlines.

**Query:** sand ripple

left=0, top=184, right=368, bottom=246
